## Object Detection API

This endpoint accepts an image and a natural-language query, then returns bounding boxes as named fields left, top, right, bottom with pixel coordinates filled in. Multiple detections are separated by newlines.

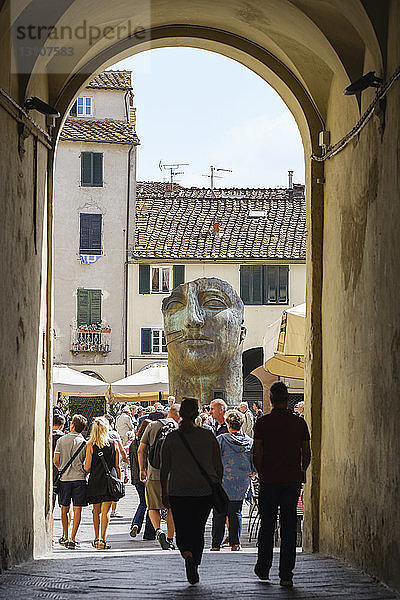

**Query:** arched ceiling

left=6, top=0, right=384, bottom=151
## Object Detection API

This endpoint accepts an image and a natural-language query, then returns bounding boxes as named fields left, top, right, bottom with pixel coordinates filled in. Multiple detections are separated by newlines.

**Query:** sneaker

left=254, top=564, right=270, bottom=581
left=58, top=536, right=67, bottom=546
left=185, top=556, right=199, bottom=585
left=156, top=529, right=170, bottom=550
left=167, top=539, right=176, bottom=550
left=231, top=545, right=241, bottom=551
left=130, top=525, right=139, bottom=538
left=110, top=511, right=123, bottom=518
left=65, top=540, right=77, bottom=550
left=280, top=579, right=293, bottom=588
left=210, top=547, right=220, bottom=551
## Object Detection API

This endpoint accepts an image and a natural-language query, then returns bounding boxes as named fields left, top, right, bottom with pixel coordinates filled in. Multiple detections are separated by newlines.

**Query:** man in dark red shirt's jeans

left=252, top=382, right=311, bottom=588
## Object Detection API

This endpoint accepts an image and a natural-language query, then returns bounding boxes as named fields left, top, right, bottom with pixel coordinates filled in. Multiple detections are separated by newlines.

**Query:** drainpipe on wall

left=124, top=144, right=134, bottom=378
left=124, top=90, right=137, bottom=377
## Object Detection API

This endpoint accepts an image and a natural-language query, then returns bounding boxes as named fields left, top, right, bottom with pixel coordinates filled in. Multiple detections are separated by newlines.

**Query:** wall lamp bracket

left=24, top=96, right=60, bottom=118
left=344, top=71, right=383, bottom=95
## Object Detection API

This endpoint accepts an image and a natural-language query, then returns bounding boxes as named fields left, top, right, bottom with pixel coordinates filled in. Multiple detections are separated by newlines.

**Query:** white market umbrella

left=52, top=364, right=109, bottom=396
left=111, top=363, right=169, bottom=402
left=263, top=303, right=305, bottom=380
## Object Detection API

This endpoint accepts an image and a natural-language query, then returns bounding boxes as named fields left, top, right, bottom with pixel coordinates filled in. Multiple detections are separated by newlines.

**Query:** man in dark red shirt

left=252, top=381, right=311, bottom=588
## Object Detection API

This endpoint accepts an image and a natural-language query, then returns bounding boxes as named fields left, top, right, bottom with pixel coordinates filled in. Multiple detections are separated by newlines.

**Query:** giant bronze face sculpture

left=162, top=277, right=246, bottom=404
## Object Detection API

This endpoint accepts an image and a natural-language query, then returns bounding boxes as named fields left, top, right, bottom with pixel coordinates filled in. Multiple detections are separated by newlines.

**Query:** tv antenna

left=203, top=165, right=232, bottom=190
left=159, top=161, right=189, bottom=185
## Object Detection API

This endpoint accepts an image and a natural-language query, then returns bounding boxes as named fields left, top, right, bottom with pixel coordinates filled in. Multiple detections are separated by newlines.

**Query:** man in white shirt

left=53, top=414, right=87, bottom=549
left=239, top=401, right=254, bottom=438
left=115, top=406, right=134, bottom=444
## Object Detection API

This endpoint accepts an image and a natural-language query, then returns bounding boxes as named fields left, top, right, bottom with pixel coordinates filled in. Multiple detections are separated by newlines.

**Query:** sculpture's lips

left=180, top=338, right=213, bottom=345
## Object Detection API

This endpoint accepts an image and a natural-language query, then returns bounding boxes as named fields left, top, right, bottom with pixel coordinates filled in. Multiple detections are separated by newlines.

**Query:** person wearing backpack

left=138, top=404, right=180, bottom=550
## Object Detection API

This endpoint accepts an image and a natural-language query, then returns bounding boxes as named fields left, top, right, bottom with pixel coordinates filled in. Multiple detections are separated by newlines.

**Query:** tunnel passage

left=1, top=0, right=400, bottom=593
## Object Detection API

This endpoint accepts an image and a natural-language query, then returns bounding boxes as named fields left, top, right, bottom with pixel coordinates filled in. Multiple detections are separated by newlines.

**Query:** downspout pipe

left=124, top=144, right=134, bottom=377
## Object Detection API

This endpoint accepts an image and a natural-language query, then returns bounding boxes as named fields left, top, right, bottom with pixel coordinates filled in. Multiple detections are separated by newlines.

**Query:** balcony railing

left=71, top=323, right=111, bottom=354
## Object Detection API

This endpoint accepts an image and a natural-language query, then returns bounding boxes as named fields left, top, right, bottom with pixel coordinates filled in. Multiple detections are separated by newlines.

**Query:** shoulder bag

left=98, top=448, right=125, bottom=502
left=53, top=440, right=86, bottom=495
left=178, top=431, right=229, bottom=514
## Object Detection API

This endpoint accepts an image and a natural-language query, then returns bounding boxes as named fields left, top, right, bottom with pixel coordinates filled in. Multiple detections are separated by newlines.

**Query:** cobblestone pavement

left=0, top=484, right=398, bottom=599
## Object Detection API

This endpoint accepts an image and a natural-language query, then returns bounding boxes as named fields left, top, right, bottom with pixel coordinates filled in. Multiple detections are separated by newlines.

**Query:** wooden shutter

left=266, top=266, right=278, bottom=303
left=278, top=266, right=289, bottom=303
left=90, top=214, right=102, bottom=254
left=240, top=266, right=251, bottom=304
left=79, top=214, right=91, bottom=252
left=77, top=289, right=89, bottom=326
left=81, top=152, right=92, bottom=186
left=173, top=265, right=185, bottom=289
left=89, top=290, right=102, bottom=324
left=69, top=101, right=77, bottom=116
left=92, top=153, right=103, bottom=186
left=80, top=214, right=102, bottom=254
left=251, top=265, right=263, bottom=305
left=141, top=328, right=152, bottom=354
left=240, top=266, right=263, bottom=304
left=139, top=264, right=150, bottom=294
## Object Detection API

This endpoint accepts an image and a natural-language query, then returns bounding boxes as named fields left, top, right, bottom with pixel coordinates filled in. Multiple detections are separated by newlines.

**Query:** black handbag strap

left=98, top=449, right=112, bottom=475
left=56, top=440, right=86, bottom=480
left=177, top=430, right=214, bottom=488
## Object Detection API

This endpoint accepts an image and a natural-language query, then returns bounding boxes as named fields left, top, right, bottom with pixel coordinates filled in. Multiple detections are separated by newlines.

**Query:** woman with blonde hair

left=84, top=416, right=121, bottom=549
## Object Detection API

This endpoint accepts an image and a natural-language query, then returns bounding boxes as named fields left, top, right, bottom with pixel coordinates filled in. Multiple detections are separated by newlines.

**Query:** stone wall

left=0, top=92, right=51, bottom=568
left=316, top=3, right=400, bottom=590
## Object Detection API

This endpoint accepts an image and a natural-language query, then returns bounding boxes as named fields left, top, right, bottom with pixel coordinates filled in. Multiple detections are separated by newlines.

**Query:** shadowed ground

left=0, top=484, right=398, bottom=599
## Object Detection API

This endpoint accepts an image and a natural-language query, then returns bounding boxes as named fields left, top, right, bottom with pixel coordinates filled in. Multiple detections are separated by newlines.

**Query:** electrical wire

left=311, top=65, right=400, bottom=162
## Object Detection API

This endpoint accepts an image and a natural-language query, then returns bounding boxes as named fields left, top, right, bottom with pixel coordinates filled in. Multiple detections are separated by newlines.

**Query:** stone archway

left=1, top=1, right=400, bottom=591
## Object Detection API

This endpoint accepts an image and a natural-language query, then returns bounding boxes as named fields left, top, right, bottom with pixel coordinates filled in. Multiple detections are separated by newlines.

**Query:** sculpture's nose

left=186, top=285, right=204, bottom=328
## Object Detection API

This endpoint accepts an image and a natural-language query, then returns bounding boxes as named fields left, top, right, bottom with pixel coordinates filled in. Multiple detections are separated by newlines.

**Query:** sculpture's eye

left=164, top=299, right=185, bottom=311
left=201, top=296, right=228, bottom=309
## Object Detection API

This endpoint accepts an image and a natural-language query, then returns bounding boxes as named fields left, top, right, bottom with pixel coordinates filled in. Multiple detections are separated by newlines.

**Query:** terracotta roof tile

left=60, top=118, right=139, bottom=145
left=87, top=70, right=132, bottom=90
left=134, top=183, right=306, bottom=260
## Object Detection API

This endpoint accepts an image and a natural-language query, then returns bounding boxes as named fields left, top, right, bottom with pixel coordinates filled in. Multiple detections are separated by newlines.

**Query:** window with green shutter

left=77, top=289, right=102, bottom=326
left=240, top=265, right=289, bottom=305
left=240, top=265, right=263, bottom=305
left=265, top=265, right=288, bottom=304
left=139, top=264, right=150, bottom=294
left=81, top=152, right=103, bottom=187
left=80, top=213, right=102, bottom=254
left=173, top=265, right=185, bottom=289
left=141, top=328, right=152, bottom=354
left=139, top=264, right=180, bottom=294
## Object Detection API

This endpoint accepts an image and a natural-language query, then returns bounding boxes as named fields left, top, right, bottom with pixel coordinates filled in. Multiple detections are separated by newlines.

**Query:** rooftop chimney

left=288, top=170, right=294, bottom=190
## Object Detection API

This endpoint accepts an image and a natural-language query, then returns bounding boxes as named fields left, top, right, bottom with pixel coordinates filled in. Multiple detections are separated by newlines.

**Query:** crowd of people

left=52, top=386, right=310, bottom=588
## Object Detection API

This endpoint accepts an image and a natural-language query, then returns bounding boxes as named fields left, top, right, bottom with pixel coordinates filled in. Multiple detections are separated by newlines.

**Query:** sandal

left=96, top=539, right=111, bottom=550
left=92, top=539, right=100, bottom=548
left=222, top=536, right=230, bottom=547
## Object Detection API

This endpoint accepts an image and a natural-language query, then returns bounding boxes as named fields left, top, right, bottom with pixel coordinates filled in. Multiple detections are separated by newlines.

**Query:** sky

left=112, top=48, right=304, bottom=189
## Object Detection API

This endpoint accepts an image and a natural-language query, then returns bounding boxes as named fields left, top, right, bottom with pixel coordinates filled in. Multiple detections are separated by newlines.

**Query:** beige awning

left=263, top=304, right=305, bottom=380
left=110, top=363, right=169, bottom=402
left=52, top=365, right=109, bottom=396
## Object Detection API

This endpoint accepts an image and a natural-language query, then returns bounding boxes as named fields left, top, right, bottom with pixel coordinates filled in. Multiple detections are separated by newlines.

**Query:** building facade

left=54, top=70, right=139, bottom=383
left=127, top=182, right=306, bottom=406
